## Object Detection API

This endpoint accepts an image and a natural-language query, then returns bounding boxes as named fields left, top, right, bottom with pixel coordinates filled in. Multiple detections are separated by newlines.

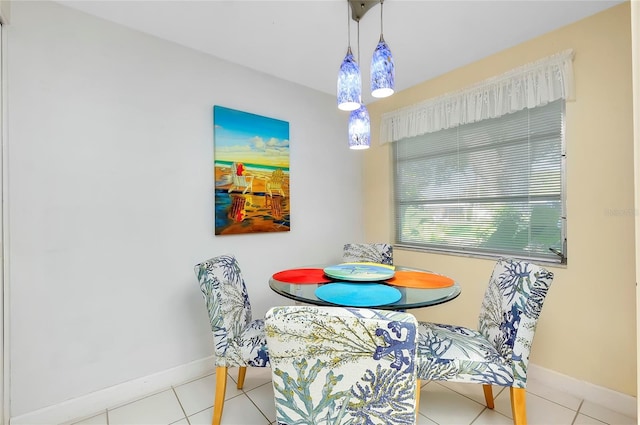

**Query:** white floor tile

left=169, top=419, right=189, bottom=425
left=416, top=412, right=438, bottom=425
left=525, top=378, right=582, bottom=411
left=173, top=373, right=216, bottom=416
left=70, top=412, right=108, bottom=425
left=471, top=408, right=513, bottom=425
left=493, top=389, right=576, bottom=424
left=184, top=367, right=270, bottom=405
left=188, top=394, right=270, bottom=425
left=573, top=413, right=608, bottom=424
left=108, top=389, right=186, bottom=425
left=222, top=392, right=271, bottom=424
left=438, top=381, right=506, bottom=406
left=579, top=400, right=637, bottom=425
left=227, top=367, right=272, bottom=393
left=245, top=382, right=277, bottom=423
left=419, top=382, right=485, bottom=424
left=187, top=407, right=213, bottom=425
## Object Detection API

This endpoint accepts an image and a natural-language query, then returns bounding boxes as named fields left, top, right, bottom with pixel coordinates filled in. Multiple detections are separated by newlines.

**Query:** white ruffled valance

left=380, top=49, right=575, bottom=143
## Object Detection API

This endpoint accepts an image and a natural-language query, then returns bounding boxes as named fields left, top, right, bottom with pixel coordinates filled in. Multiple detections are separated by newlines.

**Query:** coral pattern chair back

left=265, top=306, right=418, bottom=425
left=415, top=258, right=554, bottom=425
left=477, top=257, right=554, bottom=387
left=194, top=254, right=268, bottom=368
left=194, top=254, right=270, bottom=425
left=343, top=243, right=394, bottom=265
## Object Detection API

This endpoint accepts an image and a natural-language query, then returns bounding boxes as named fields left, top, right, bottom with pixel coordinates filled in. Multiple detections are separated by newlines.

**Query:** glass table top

left=269, top=265, right=461, bottom=311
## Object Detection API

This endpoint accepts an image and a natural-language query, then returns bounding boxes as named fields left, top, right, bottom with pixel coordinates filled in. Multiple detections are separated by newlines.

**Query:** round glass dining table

left=269, top=265, right=461, bottom=311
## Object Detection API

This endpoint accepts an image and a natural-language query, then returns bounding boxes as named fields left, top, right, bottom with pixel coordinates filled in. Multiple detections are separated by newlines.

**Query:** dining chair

left=194, top=254, right=270, bottom=425
left=343, top=242, right=394, bottom=265
left=415, top=257, right=554, bottom=425
left=265, top=305, right=419, bottom=425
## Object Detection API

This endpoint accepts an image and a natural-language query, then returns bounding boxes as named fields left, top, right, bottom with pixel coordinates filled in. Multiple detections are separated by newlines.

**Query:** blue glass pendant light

left=337, top=48, right=361, bottom=111
left=347, top=8, right=370, bottom=149
left=337, top=4, right=361, bottom=111
left=349, top=103, right=370, bottom=150
left=371, top=0, right=394, bottom=98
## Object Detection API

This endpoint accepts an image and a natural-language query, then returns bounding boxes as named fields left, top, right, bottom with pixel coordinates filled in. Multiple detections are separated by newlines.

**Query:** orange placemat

left=272, top=268, right=333, bottom=284
left=385, top=271, right=454, bottom=288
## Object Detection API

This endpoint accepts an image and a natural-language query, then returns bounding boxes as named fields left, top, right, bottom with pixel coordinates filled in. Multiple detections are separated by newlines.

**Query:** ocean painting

left=213, top=106, right=290, bottom=235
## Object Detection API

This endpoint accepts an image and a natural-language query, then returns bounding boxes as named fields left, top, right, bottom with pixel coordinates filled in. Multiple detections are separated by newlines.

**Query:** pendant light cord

left=380, top=0, right=384, bottom=37
left=357, top=19, right=360, bottom=64
left=347, top=2, right=351, bottom=48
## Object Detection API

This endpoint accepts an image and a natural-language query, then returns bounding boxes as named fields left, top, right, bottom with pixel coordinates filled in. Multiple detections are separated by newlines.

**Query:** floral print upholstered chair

left=265, top=306, right=418, bottom=425
left=416, top=258, right=554, bottom=425
left=194, top=255, right=269, bottom=425
left=343, top=243, right=394, bottom=265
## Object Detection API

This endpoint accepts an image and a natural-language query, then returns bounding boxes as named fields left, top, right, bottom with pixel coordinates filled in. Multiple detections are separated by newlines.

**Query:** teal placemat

left=315, top=282, right=401, bottom=307
left=323, top=264, right=395, bottom=281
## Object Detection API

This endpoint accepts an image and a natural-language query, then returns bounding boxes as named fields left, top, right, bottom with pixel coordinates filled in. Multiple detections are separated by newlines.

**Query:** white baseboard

left=10, top=356, right=215, bottom=425
left=528, top=364, right=637, bottom=419
left=9, top=359, right=636, bottom=424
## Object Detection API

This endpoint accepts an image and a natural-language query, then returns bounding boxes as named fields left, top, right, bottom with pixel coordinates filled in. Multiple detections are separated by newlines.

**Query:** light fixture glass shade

left=348, top=104, right=370, bottom=150
left=370, top=35, right=395, bottom=98
left=337, top=47, right=362, bottom=111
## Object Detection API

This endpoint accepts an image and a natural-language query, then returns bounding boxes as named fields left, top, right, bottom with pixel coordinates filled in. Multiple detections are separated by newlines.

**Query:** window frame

left=391, top=101, right=567, bottom=265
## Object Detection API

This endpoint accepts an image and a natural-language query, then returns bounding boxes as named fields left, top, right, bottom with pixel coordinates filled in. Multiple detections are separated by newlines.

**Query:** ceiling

left=56, top=0, right=625, bottom=105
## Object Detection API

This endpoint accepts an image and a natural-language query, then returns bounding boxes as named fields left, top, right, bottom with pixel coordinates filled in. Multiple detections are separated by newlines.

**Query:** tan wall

left=366, top=3, right=636, bottom=396
left=632, top=0, right=640, bottom=413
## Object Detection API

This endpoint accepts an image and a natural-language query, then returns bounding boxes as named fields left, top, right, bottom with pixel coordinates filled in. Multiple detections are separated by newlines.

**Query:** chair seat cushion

left=416, top=322, right=514, bottom=387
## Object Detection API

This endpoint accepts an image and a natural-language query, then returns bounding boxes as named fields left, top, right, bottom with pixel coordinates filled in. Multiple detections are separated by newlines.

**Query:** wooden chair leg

left=510, top=387, right=527, bottom=425
left=236, top=366, right=247, bottom=389
left=415, top=379, right=421, bottom=416
left=212, top=366, right=228, bottom=425
left=482, top=384, right=495, bottom=409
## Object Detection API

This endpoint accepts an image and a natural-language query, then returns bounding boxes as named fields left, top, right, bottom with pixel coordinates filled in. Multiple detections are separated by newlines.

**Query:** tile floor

left=65, top=367, right=636, bottom=425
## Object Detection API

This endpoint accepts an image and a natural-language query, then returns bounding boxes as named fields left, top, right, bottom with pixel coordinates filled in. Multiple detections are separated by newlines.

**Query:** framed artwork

left=213, top=106, right=290, bottom=235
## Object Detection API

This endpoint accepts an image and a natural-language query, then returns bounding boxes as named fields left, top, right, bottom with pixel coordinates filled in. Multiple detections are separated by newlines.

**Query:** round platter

left=323, top=263, right=395, bottom=282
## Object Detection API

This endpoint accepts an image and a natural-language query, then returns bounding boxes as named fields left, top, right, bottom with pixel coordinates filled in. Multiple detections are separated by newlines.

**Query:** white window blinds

left=393, top=100, right=566, bottom=263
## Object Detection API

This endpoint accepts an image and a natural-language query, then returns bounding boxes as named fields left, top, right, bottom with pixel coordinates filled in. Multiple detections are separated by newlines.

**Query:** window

left=393, top=100, right=566, bottom=264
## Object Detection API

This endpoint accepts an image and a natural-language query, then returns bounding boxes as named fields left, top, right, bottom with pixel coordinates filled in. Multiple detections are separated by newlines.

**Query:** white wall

left=5, top=0, right=363, bottom=418
left=1, top=2, right=8, bottom=424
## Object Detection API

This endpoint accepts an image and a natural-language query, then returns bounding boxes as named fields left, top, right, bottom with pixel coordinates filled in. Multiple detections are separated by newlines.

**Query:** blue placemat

left=315, top=282, right=402, bottom=307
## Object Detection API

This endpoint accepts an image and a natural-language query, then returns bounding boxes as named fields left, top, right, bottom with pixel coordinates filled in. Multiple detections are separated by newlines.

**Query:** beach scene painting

left=213, top=106, right=290, bottom=235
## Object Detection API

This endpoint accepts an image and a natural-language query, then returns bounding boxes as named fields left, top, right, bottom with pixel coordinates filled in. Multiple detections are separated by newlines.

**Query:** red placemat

left=272, top=268, right=333, bottom=284
left=385, top=271, right=454, bottom=288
